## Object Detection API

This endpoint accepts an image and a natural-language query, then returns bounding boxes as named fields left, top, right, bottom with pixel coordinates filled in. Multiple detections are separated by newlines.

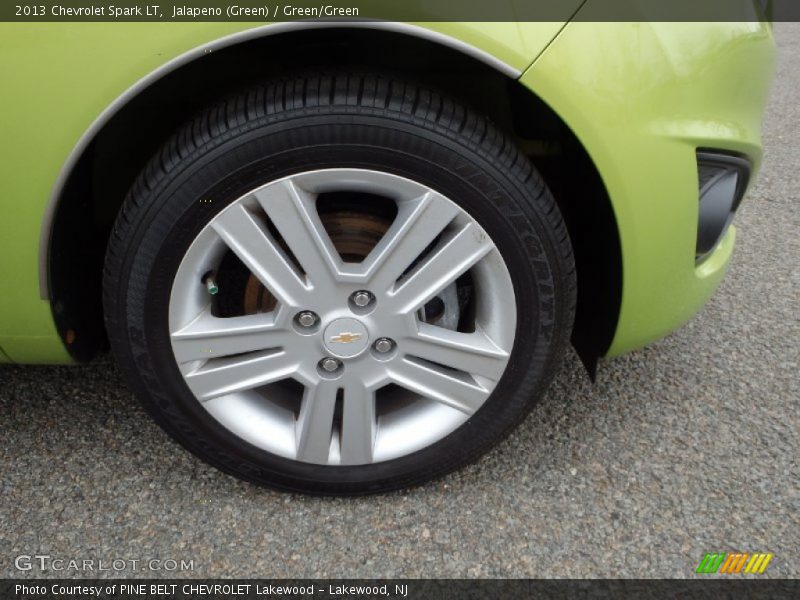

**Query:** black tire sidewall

left=109, top=110, right=571, bottom=494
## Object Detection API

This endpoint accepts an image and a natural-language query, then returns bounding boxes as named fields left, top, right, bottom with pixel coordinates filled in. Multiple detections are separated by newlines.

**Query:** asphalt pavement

left=1, top=23, right=798, bottom=579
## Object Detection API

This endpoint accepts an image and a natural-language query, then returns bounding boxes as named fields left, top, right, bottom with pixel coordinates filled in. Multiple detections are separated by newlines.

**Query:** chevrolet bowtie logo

left=330, top=332, right=363, bottom=344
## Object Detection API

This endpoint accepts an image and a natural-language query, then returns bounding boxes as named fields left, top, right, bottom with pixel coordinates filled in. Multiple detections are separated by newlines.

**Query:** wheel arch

left=39, top=23, right=522, bottom=298
left=44, top=23, right=621, bottom=372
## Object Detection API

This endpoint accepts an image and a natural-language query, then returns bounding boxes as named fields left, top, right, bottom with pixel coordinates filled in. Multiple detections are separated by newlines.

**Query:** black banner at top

left=2, top=0, right=800, bottom=23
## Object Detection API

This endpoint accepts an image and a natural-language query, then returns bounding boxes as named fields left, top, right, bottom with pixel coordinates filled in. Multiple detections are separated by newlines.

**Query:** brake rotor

left=242, top=210, right=392, bottom=315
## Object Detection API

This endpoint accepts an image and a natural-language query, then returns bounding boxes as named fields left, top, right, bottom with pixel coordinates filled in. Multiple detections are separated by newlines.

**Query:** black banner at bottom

left=2, top=579, right=799, bottom=600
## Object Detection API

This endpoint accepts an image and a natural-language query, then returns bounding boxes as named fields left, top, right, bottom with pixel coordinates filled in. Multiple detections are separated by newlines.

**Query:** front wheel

left=103, top=71, right=575, bottom=494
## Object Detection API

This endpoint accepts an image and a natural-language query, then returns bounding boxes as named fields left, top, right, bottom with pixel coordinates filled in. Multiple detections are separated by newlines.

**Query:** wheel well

left=49, top=27, right=621, bottom=372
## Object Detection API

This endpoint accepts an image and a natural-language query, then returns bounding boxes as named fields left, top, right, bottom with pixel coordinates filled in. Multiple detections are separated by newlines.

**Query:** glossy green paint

left=520, top=21, right=774, bottom=355
left=0, top=18, right=775, bottom=364
left=0, top=20, right=574, bottom=363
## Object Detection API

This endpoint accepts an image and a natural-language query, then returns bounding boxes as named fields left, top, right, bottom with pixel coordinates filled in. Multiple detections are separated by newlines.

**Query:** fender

left=35, top=21, right=575, bottom=298
left=0, top=18, right=582, bottom=362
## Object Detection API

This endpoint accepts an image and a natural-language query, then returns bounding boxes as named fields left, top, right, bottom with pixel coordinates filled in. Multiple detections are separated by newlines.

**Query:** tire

left=103, top=70, right=576, bottom=495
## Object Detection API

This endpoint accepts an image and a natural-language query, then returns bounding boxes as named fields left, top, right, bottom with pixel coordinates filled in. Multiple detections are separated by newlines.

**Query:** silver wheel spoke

left=211, top=203, right=308, bottom=308
left=185, top=350, right=298, bottom=401
left=388, top=358, right=489, bottom=415
left=403, top=323, right=509, bottom=381
left=171, top=311, right=288, bottom=363
left=340, top=381, right=376, bottom=465
left=296, top=380, right=339, bottom=463
left=253, top=180, right=342, bottom=292
left=364, top=191, right=459, bottom=289
left=170, top=169, right=517, bottom=465
left=387, top=222, right=493, bottom=314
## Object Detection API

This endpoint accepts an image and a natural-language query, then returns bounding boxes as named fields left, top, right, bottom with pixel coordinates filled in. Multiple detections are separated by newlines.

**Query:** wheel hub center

left=322, top=317, right=370, bottom=358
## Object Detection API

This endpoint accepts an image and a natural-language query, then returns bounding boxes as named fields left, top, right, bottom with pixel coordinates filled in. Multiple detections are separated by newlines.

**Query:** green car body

left=0, top=14, right=775, bottom=365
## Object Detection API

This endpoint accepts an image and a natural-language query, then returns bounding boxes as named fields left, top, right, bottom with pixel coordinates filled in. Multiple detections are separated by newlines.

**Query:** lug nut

left=296, top=311, right=318, bottom=328
left=374, top=337, right=394, bottom=353
left=351, top=290, right=373, bottom=307
left=320, top=357, right=341, bottom=373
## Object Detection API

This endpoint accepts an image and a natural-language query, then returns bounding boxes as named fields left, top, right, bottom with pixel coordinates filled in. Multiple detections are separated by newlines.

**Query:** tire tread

left=104, top=69, right=576, bottom=495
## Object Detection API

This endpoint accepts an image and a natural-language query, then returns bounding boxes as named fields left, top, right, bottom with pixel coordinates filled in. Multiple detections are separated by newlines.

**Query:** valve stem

left=204, top=274, right=219, bottom=296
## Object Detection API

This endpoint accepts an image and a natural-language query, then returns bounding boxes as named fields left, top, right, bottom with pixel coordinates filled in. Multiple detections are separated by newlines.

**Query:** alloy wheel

left=168, top=169, right=517, bottom=466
